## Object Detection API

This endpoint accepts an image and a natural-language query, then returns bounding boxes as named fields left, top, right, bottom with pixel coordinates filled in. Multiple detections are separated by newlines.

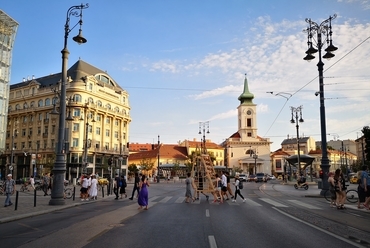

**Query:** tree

left=172, top=161, right=181, bottom=176
left=140, top=158, right=155, bottom=177
left=362, top=126, right=370, bottom=166
left=128, top=163, right=138, bottom=175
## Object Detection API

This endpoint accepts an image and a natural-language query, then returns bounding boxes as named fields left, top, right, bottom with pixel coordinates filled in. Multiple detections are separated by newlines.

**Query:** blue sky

left=2, top=0, right=370, bottom=151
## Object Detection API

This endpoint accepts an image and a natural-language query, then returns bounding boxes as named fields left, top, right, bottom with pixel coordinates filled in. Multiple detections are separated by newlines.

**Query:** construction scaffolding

left=192, top=146, right=216, bottom=197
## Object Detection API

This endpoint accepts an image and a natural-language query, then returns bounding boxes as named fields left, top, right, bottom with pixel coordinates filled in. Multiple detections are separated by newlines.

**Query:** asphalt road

left=0, top=180, right=369, bottom=248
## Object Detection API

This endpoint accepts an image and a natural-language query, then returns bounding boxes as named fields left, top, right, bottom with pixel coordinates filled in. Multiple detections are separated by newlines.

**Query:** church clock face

left=246, top=110, right=252, bottom=115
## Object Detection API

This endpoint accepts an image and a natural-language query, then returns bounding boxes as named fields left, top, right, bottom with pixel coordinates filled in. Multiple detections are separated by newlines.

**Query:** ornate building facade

left=2, top=60, right=131, bottom=180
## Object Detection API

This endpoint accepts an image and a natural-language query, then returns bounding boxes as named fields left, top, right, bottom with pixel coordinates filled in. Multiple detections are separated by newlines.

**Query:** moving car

left=238, top=174, right=247, bottom=182
left=247, top=174, right=256, bottom=182
left=267, top=175, right=276, bottom=180
left=255, top=173, right=265, bottom=183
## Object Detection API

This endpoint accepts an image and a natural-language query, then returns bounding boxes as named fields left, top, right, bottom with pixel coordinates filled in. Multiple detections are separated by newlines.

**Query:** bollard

left=34, top=189, right=37, bottom=207
left=15, top=191, right=19, bottom=210
left=73, top=186, right=76, bottom=201
left=102, top=185, right=105, bottom=198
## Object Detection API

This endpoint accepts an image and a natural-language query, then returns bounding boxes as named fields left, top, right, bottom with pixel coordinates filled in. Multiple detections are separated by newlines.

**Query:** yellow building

left=2, top=60, right=131, bottom=180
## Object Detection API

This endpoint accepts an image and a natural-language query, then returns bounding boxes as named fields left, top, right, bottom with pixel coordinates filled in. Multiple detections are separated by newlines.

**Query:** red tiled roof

left=129, top=144, right=188, bottom=161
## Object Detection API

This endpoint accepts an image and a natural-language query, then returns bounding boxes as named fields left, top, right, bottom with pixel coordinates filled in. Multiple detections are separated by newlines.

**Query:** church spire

left=238, top=74, right=254, bottom=104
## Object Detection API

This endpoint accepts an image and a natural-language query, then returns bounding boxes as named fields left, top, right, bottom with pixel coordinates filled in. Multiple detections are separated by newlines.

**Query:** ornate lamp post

left=290, top=106, right=304, bottom=176
left=303, top=15, right=338, bottom=193
left=50, top=4, right=88, bottom=205
left=198, top=121, right=210, bottom=155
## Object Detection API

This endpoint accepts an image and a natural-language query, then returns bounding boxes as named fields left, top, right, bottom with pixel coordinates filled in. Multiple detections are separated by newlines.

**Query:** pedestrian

left=119, top=175, right=127, bottom=199
left=185, top=172, right=195, bottom=203
left=356, top=170, right=366, bottom=209
left=232, top=175, right=246, bottom=203
left=129, top=172, right=140, bottom=200
left=48, top=173, right=54, bottom=194
left=333, top=169, right=346, bottom=209
left=226, top=172, right=235, bottom=199
left=90, top=175, right=98, bottom=200
left=327, top=172, right=337, bottom=207
left=221, top=171, right=229, bottom=200
left=213, top=174, right=223, bottom=203
left=80, top=174, right=89, bottom=201
left=138, top=175, right=150, bottom=210
left=360, top=165, right=370, bottom=210
left=42, top=173, right=50, bottom=196
left=113, top=174, right=120, bottom=200
left=4, top=174, right=15, bottom=207
left=29, top=175, right=35, bottom=190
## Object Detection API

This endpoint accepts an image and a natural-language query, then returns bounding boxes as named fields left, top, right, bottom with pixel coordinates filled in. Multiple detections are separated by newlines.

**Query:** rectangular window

left=21, top=142, right=25, bottom=149
left=96, top=114, right=101, bottom=122
left=43, top=141, right=47, bottom=149
left=88, top=125, right=92, bottom=133
left=52, top=125, right=56, bottom=134
left=38, top=113, right=43, bottom=121
left=247, top=118, right=252, bottom=127
left=28, top=141, right=32, bottom=148
left=23, top=116, right=27, bottom=123
left=73, top=108, right=81, bottom=117
left=73, top=123, right=79, bottom=132
left=37, top=127, right=41, bottom=134
left=71, top=153, right=79, bottom=163
left=105, top=129, right=110, bottom=137
left=44, top=126, right=48, bottom=134
left=29, top=128, right=33, bottom=136
left=96, top=127, right=100, bottom=135
left=51, top=139, right=55, bottom=149
left=105, top=142, right=109, bottom=150
left=106, top=117, right=110, bottom=124
left=72, top=138, right=79, bottom=147
left=247, top=132, right=252, bottom=137
left=114, top=131, right=118, bottom=139
left=114, top=144, right=118, bottom=151
left=22, top=129, right=26, bottom=136
left=115, top=119, right=119, bottom=126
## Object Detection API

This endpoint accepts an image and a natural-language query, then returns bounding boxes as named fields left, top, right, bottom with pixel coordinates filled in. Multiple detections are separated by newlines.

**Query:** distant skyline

left=2, top=0, right=370, bottom=151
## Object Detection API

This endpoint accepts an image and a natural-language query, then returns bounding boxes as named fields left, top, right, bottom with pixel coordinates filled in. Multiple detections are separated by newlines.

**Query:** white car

left=268, top=175, right=276, bottom=180
left=238, top=174, right=247, bottom=182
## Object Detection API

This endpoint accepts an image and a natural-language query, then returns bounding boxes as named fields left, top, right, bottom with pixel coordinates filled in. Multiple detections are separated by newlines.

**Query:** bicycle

left=64, top=187, right=75, bottom=199
left=323, top=188, right=358, bottom=203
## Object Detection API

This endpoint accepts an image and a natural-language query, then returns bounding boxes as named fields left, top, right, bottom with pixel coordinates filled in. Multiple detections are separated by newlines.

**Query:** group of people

left=328, top=166, right=370, bottom=210
left=79, top=174, right=99, bottom=201
left=185, top=171, right=246, bottom=204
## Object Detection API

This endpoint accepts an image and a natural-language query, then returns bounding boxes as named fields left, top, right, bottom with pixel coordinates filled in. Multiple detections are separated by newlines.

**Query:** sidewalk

left=0, top=185, right=121, bottom=224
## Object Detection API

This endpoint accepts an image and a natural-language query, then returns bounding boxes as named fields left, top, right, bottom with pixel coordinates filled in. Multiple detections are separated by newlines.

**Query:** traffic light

left=319, top=170, right=323, bottom=179
left=108, top=157, right=113, bottom=166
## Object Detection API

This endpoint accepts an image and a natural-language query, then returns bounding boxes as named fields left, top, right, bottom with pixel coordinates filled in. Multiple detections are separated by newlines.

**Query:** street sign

left=9, top=165, right=13, bottom=170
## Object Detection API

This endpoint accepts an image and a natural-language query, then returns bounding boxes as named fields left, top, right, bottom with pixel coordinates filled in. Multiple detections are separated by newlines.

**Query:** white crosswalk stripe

left=159, top=196, right=172, bottom=203
left=244, top=198, right=262, bottom=207
left=259, top=198, right=288, bottom=207
left=175, top=197, right=186, bottom=203
left=287, top=200, right=321, bottom=209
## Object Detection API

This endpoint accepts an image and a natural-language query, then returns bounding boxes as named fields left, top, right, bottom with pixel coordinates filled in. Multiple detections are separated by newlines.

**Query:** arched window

left=8, top=106, right=12, bottom=112
left=23, top=102, right=28, bottom=109
left=106, top=104, right=111, bottom=110
left=38, top=100, right=43, bottom=107
left=122, top=109, right=126, bottom=115
left=88, top=97, right=94, bottom=104
left=30, top=101, right=35, bottom=107
left=15, top=104, right=20, bottom=110
left=74, top=94, right=82, bottom=102
left=114, top=107, right=119, bottom=112
left=97, top=100, right=102, bottom=107
left=52, top=97, right=58, bottom=105
left=45, top=98, right=51, bottom=106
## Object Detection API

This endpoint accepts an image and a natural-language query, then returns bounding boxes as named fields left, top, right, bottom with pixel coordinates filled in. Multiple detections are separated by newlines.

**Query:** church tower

left=237, top=75, right=257, bottom=141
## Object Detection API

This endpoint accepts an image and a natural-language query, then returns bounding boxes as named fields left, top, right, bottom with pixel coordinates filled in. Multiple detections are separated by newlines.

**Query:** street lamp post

left=157, top=135, right=160, bottom=183
left=199, top=121, right=210, bottom=155
left=50, top=4, right=88, bottom=206
left=290, top=106, right=304, bottom=176
left=303, top=15, right=338, bottom=194
left=253, top=153, right=258, bottom=174
left=9, top=129, right=15, bottom=177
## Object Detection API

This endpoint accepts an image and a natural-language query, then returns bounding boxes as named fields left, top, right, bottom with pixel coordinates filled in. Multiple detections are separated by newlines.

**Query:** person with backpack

left=119, top=175, right=127, bottom=199
left=232, top=175, right=246, bottom=203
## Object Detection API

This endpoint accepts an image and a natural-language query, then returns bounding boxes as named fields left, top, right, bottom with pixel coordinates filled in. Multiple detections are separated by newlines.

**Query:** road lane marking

left=259, top=198, right=288, bottom=207
left=148, top=196, right=160, bottom=202
left=272, top=207, right=364, bottom=248
left=244, top=198, right=262, bottom=207
left=159, top=196, right=172, bottom=203
left=208, top=235, right=217, bottom=248
left=288, top=200, right=321, bottom=209
left=206, top=209, right=210, bottom=217
left=175, top=197, right=185, bottom=203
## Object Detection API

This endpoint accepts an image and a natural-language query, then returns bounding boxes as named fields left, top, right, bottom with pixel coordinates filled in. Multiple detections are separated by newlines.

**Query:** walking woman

left=138, top=175, right=150, bottom=210
left=89, top=175, right=98, bottom=200
left=185, top=172, right=195, bottom=203
left=232, top=175, right=246, bottom=203
left=334, top=169, right=346, bottom=209
left=327, top=172, right=337, bottom=207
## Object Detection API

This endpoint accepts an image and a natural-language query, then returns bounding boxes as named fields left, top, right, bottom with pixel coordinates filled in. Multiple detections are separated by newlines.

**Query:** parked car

left=255, top=173, right=265, bottom=183
left=238, top=174, right=247, bottom=182
left=349, top=175, right=358, bottom=184
left=247, top=174, right=256, bottom=182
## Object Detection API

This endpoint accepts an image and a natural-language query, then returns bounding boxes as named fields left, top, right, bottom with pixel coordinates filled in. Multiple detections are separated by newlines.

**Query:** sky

left=2, top=0, right=370, bottom=151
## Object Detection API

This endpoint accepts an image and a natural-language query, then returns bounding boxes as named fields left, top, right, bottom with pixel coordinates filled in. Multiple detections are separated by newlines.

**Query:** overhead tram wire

left=263, top=35, right=370, bottom=138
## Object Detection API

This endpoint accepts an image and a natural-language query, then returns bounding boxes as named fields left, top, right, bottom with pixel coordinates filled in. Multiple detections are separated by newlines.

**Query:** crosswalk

left=148, top=195, right=323, bottom=209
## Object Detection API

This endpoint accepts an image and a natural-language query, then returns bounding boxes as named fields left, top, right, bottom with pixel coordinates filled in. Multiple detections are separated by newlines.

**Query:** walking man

left=226, top=171, right=234, bottom=199
left=42, top=173, right=50, bottom=196
left=4, top=174, right=15, bottom=207
left=232, top=175, right=246, bottom=203
left=129, top=172, right=140, bottom=200
left=113, top=173, right=120, bottom=200
left=221, top=171, right=229, bottom=200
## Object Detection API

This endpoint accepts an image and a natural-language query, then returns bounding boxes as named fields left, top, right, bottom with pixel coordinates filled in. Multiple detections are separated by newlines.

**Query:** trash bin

left=318, top=180, right=322, bottom=189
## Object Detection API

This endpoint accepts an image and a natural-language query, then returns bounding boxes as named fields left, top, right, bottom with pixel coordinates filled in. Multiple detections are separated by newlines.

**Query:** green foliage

left=362, top=126, right=370, bottom=166
left=128, top=163, right=138, bottom=173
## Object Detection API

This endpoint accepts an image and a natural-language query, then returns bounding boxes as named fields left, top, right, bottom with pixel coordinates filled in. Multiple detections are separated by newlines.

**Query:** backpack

left=118, top=179, right=122, bottom=187
left=122, top=179, right=127, bottom=188
left=238, top=180, right=243, bottom=189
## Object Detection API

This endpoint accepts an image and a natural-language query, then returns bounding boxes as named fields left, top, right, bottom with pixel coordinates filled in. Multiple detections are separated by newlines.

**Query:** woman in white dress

left=90, top=175, right=98, bottom=200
